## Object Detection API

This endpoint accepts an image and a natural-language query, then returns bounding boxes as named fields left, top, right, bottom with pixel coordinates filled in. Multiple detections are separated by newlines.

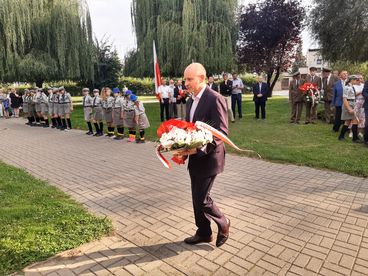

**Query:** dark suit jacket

left=208, top=83, right=218, bottom=92
left=219, top=80, right=233, bottom=97
left=174, top=85, right=187, bottom=104
left=252, top=82, right=268, bottom=102
left=186, top=87, right=228, bottom=177
left=363, top=81, right=368, bottom=109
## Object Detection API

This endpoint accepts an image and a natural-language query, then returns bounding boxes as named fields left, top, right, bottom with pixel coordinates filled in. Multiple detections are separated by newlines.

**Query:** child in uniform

left=122, top=90, right=137, bottom=142
left=22, top=90, right=31, bottom=125
left=112, top=87, right=125, bottom=140
left=92, top=89, right=104, bottom=136
left=40, top=89, right=49, bottom=127
left=82, top=88, right=94, bottom=135
left=53, top=88, right=62, bottom=129
left=28, top=90, right=37, bottom=126
left=58, top=87, right=73, bottom=131
left=33, top=88, right=42, bottom=125
left=130, top=94, right=150, bottom=143
left=101, top=87, right=115, bottom=137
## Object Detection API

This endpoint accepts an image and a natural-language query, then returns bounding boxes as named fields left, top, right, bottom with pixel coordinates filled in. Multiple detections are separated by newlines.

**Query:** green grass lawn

left=71, top=96, right=368, bottom=177
left=0, top=163, right=113, bottom=275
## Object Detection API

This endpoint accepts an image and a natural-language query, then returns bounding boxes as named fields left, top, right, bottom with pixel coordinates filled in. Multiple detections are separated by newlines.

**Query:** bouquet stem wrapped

left=156, top=119, right=259, bottom=169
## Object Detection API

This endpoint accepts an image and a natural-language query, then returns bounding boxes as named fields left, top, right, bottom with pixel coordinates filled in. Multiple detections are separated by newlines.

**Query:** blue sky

left=86, top=0, right=315, bottom=59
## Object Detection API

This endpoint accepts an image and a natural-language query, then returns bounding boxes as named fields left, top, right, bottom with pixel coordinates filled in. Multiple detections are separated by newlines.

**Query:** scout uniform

left=339, top=75, right=360, bottom=142
left=289, top=72, right=304, bottom=124
left=53, top=89, right=62, bottom=129
left=131, top=94, right=150, bottom=143
left=28, top=90, right=37, bottom=126
left=47, top=89, right=56, bottom=128
left=123, top=90, right=137, bottom=142
left=58, top=87, right=72, bottom=130
left=304, top=67, right=322, bottom=124
left=112, top=87, right=125, bottom=140
left=34, top=89, right=42, bottom=114
left=82, top=88, right=94, bottom=135
left=22, top=90, right=31, bottom=124
left=40, top=91, right=49, bottom=127
left=92, top=89, right=104, bottom=136
left=102, top=93, right=115, bottom=136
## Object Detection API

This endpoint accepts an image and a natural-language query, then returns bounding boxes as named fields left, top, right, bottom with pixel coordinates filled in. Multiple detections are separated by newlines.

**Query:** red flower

left=299, top=82, right=318, bottom=92
left=157, top=119, right=196, bottom=137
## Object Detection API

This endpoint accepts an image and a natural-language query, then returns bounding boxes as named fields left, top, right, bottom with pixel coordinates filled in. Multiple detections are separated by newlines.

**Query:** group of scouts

left=82, top=87, right=150, bottom=143
left=22, top=86, right=73, bottom=130
left=22, top=86, right=150, bottom=143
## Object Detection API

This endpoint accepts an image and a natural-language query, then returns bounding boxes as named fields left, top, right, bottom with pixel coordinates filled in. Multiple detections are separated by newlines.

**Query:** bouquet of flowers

left=156, top=119, right=258, bottom=169
left=299, top=83, right=320, bottom=106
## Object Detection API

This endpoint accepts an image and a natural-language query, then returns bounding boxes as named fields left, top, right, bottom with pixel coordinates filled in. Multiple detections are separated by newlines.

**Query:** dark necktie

left=83, top=96, right=86, bottom=107
left=93, top=97, right=96, bottom=107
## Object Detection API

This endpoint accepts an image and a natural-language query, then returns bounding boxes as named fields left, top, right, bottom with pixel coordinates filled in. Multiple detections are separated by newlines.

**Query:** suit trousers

left=254, top=100, right=266, bottom=119
left=290, top=101, right=303, bottom=123
left=305, top=102, right=317, bottom=123
left=190, top=174, right=226, bottom=237
left=231, top=94, right=242, bottom=118
left=177, top=102, right=186, bottom=119
left=223, top=96, right=234, bottom=122
left=333, top=106, right=343, bottom=132
left=160, top=98, right=170, bottom=121
left=364, top=109, right=368, bottom=143
left=324, top=101, right=333, bottom=123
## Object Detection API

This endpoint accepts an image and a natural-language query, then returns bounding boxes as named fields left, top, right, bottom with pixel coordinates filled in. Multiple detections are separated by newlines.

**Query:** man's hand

left=173, top=148, right=197, bottom=159
left=257, top=94, right=263, bottom=98
left=348, top=109, right=355, bottom=115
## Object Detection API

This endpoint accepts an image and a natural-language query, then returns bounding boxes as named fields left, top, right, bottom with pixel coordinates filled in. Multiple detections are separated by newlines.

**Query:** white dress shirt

left=158, top=85, right=171, bottom=99
left=232, top=78, right=244, bottom=94
left=189, top=86, right=206, bottom=122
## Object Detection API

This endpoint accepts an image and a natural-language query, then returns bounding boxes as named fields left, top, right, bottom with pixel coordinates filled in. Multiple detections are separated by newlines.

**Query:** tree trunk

left=266, top=67, right=281, bottom=97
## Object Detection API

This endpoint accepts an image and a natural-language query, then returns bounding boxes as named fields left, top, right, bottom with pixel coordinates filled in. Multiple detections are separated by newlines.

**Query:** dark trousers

left=190, top=174, right=226, bottom=237
left=333, top=106, right=343, bottom=132
left=231, top=94, right=242, bottom=118
left=255, top=100, right=266, bottom=119
left=364, top=109, right=368, bottom=143
left=160, top=98, right=170, bottom=121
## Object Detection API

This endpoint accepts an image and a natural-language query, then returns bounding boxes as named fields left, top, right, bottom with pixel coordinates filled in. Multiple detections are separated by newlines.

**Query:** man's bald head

left=184, top=63, right=207, bottom=95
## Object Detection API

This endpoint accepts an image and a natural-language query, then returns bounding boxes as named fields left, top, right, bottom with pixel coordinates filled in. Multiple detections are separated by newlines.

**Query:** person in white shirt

left=169, top=79, right=177, bottom=118
left=158, top=78, right=171, bottom=121
left=231, top=72, right=244, bottom=119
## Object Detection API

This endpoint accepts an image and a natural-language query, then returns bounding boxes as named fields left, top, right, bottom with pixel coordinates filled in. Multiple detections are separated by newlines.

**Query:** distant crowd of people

left=0, top=86, right=150, bottom=143
left=289, top=67, right=368, bottom=145
left=155, top=72, right=269, bottom=122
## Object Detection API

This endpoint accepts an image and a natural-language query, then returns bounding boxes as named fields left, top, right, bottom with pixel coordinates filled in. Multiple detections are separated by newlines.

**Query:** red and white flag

left=153, top=40, right=161, bottom=101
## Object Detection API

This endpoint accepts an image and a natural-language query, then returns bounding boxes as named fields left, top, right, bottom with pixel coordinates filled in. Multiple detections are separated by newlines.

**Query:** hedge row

left=1, top=75, right=258, bottom=96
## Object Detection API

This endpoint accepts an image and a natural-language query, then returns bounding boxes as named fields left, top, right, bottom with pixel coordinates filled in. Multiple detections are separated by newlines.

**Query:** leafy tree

left=310, top=0, right=368, bottom=62
left=94, top=39, right=123, bottom=89
left=125, top=0, right=237, bottom=77
left=291, top=44, right=307, bottom=72
left=237, top=0, right=305, bottom=96
left=0, top=0, right=95, bottom=87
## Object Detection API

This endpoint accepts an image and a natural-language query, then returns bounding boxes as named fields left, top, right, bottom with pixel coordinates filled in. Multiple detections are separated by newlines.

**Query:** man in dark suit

left=252, top=75, right=268, bottom=120
left=362, top=80, right=368, bottom=146
left=178, top=63, right=230, bottom=247
left=321, top=67, right=336, bottom=123
left=207, top=75, right=218, bottom=92
left=332, top=70, right=348, bottom=132
left=219, top=73, right=235, bottom=123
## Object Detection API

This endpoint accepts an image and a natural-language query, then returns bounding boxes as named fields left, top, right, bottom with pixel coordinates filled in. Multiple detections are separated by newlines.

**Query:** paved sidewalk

left=2, top=118, right=368, bottom=276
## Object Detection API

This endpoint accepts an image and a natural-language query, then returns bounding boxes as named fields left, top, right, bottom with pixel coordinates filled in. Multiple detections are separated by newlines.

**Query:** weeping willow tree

left=124, top=0, right=237, bottom=77
left=0, top=0, right=95, bottom=86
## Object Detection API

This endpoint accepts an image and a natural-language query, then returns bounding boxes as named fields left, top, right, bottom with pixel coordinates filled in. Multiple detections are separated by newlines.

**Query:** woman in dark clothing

left=9, top=88, right=22, bottom=117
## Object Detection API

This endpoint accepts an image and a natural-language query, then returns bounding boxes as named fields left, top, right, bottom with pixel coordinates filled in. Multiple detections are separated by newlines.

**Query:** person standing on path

left=362, top=80, right=368, bottom=146
left=178, top=63, right=230, bottom=247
